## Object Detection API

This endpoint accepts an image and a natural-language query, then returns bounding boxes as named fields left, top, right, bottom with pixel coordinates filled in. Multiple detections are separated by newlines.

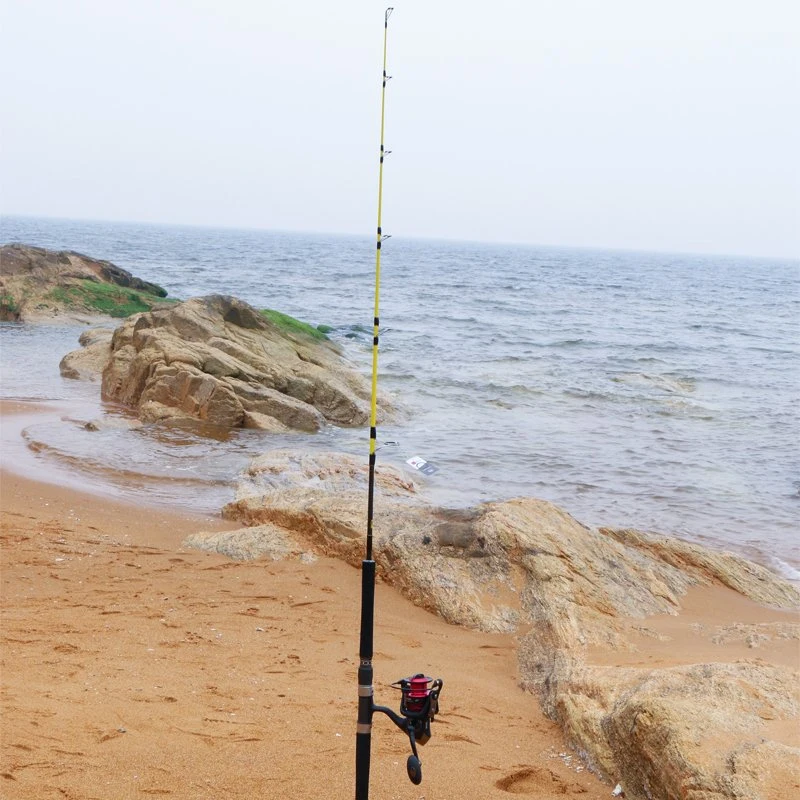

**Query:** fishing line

left=354, top=9, right=444, bottom=800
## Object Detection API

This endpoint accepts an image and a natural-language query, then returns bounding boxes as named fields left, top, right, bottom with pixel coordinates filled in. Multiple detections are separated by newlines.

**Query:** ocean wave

left=23, top=434, right=230, bottom=487
left=612, top=372, right=697, bottom=394
left=745, top=345, right=800, bottom=355
left=769, top=558, right=800, bottom=583
left=423, top=376, right=544, bottom=399
left=562, top=387, right=618, bottom=403
left=439, top=314, right=481, bottom=325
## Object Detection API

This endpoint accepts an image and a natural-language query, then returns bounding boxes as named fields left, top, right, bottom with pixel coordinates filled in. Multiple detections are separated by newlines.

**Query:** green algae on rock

left=0, top=243, right=170, bottom=322
left=259, top=308, right=330, bottom=341
left=47, top=279, right=174, bottom=318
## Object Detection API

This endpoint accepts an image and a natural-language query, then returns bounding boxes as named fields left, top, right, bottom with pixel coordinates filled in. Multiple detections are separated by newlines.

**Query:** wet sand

left=2, top=400, right=797, bottom=799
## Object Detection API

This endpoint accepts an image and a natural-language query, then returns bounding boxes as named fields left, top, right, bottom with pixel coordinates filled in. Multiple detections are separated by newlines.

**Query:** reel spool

left=393, top=673, right=442, bottom=746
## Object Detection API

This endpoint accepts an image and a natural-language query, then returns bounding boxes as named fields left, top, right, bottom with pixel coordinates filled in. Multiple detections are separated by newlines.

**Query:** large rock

left=0, top=243, right=168, bottom=322
left=211, top=450, right=800, bottom=800
left=561, top=661, right=800, bottom=800
left=223, top=458, right=797, bottom=633
left=101, top=295, right=376, bottom=431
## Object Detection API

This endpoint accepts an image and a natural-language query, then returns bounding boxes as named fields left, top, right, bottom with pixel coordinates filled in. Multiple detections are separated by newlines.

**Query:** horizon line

left=1, top=211, right=797, bottom=264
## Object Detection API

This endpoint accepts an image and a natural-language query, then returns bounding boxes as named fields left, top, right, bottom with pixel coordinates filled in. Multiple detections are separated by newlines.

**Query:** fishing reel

left=373, top=673, right=443, bottom=785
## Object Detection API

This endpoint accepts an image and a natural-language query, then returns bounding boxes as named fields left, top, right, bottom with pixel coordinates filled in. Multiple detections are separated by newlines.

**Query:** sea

left=1, top=215, right=798, bottom=579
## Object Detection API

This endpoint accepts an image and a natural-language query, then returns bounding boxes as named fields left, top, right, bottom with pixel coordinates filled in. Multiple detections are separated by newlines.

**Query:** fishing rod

left=355, top=9, right=443, bottom=800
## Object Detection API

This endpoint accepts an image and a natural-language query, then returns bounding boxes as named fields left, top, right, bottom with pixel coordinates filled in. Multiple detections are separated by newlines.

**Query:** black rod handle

left=355, top=559, right=376, bottom=799
left=355, top=729, right=372, bottom=800
left=359, top=560, right=376, bottom=660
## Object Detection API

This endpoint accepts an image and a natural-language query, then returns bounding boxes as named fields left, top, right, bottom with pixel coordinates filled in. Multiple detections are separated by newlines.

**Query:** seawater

left=1, top=216, right=798, bottom=576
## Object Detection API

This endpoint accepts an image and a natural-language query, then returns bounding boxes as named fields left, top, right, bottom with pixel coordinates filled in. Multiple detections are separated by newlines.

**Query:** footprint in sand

left=53, top=643, right=80, bottom=653
left=495, top=766, right=568, bottom=794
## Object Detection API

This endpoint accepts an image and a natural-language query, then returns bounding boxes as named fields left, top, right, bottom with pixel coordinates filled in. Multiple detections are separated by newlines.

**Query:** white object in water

left=406, top=456, right=438, bottom=475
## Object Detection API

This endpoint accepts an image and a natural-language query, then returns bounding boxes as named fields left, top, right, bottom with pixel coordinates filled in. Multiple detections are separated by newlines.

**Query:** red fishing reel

left=392, top=673, right=442, bottom=745
left=372, top=673, right=443, bottom=785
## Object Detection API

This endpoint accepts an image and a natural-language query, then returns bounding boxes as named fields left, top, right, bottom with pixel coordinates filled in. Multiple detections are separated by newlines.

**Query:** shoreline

left=0, top=398, right=235, bottom=518
left=3, top=397, right=799, bottom=584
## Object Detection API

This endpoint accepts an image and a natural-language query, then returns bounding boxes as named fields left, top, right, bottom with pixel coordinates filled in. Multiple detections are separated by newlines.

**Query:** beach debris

left=406, top=456, right=438, bottom=475
left=611, top=784, right=624, bottom=797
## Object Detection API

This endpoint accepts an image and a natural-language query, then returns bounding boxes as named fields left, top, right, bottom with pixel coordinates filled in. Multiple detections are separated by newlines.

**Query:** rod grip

left=355, top=731, right=372, bottom=800
left=359, top=560, right=376, bottom=660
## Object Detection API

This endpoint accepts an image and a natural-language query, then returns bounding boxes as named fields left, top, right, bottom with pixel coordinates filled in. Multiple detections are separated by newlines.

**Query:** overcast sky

left=1, top=0, right=798, bottom=257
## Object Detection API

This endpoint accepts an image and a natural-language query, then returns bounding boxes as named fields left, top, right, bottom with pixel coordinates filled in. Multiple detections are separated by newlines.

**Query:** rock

left=550, top=659, right=800, bottom=798
left=0, top=243, right=169, bottom=322
left=59, top=328, right=114, bottom=381
left=83, top=415, right=143, bottom=432
left=242, top=411, right=290, bottom=433
left=100, top=295, right=379, bottom=432
left=231, top=449, right=417, bottom=497
left=183, top=523, right=302, bottom=561
left=218, top=450, right=800, bottom=799
left=602, top=526, right=800, bottom=609
left=726, top=740, right=800, bottom=800
left=591, top=662, right=799, bottom=800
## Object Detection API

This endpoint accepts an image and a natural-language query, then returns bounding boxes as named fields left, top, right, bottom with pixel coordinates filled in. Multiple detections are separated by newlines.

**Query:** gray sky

left=1, top=0, right=798, bottom=257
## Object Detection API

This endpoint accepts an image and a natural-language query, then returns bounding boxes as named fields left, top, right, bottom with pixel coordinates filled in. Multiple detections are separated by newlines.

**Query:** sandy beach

left=1, top=400, right=798, bottom=799
left=1, top=401, right=612, bottom=800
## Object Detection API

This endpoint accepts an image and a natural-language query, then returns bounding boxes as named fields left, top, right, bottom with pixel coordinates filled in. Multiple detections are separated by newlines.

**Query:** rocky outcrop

left=222, top=453, right=797, bottom=630
left=0, top=243, right=168, bottom=322
left=208, top=450, right=800, bottom=800
left=101, top=295, right=377, bottom=432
